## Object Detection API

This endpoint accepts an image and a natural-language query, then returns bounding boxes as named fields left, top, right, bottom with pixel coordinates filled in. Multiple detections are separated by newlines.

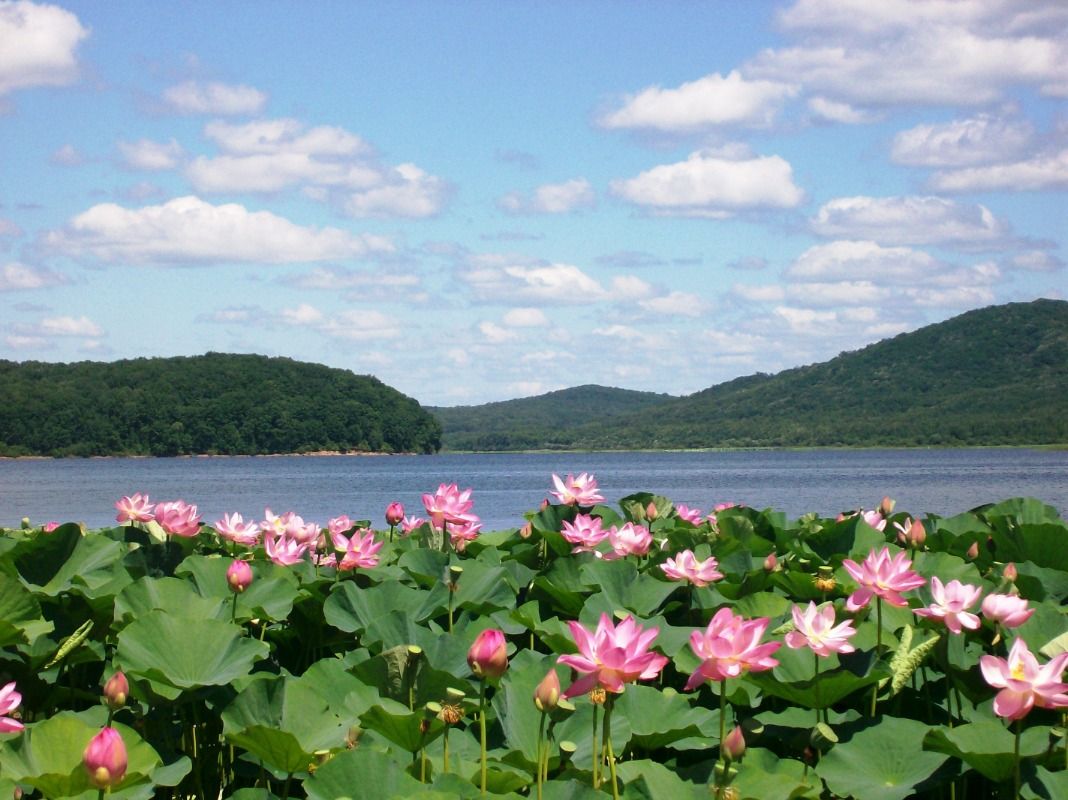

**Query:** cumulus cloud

left=0, top=1, right=88, bottom=95
left=498, top=178, right=595, bottom=214
left=118, top=138, right=184, bottom=171
left=787, top=239, right=969, bottom=285
left=460, top=261, right=605, bottom=304
left=600, top=71, right=797, bottom=131
left=319, top=309, right=402, bottom=340
left=638, top=290, right=706, bottom=317
left=1009, top=250, right=1063, bottom=272
left=502, top=307, right=549, bottom=327
left=610, top=150, right=803, bottom=217
left=5, top=334, right=50, bottom=350
left=809, top=196, right=1009, bottom=247
left=478, top=320, right=519, bottom=343
left=283, top=266, right=422, bottom=298
left=343, top=163, right=449, bottom=219
left=806, top=96, right=877, bottom=124
left=0, top=261, right=67, bottom=290
left=732, top=283, right=786, bottom=303
left=163, top=80, right=267, bottom=115
left=929, top=148, right=1068, bottom=192
left=44, top=195, right=393, bottom=265
left=891, top=114, right=1035, bottom=167
left=39, top=314, right=102, bottom=337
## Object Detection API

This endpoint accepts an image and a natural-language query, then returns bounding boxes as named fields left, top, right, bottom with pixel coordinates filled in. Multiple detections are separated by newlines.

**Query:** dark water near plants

left=1, top=448, right=1066, bottom=531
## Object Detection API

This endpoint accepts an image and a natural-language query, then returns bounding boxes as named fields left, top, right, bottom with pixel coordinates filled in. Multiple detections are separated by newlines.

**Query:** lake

left=2, top=448, right=1066, bottom=531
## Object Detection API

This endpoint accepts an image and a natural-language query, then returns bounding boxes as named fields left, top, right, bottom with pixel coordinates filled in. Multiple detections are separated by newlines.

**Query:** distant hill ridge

left=433, top=299, right=1068, bottom=450
left=0, top=353, right=441, bottom=456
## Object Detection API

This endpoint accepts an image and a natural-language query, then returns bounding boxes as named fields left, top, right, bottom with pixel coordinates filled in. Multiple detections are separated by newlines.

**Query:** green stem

left=870, top=597, right=883, bottom=716
left=536, top=711, right=546, bottom=800
left=814, top=651, right=822, bottom=728
left=603, top=695, right=619, bottom=800
left=591, top=701, right=600, bottom=789
left=719, top=679, right=728, bottom=748
left=281, top=773, right=292, bottom=800
left=443, top=726, right=450, bottom=775
left=231, top=591, right=238, bottom=622
left=479, top=679, right=488, bottom=796
left=1014, top=719, right=1022, bottom=800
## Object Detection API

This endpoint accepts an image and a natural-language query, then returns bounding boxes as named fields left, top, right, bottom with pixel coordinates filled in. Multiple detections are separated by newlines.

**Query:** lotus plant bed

left=1, top=479, right=1067, bottom=800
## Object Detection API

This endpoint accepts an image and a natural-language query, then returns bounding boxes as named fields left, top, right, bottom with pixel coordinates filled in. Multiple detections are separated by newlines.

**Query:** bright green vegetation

left=435, top=299, right=1068, bottom=450
left=0, top=353, right=441, bottom=456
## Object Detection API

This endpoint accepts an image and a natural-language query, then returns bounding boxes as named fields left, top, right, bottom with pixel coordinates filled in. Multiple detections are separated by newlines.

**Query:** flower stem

left=870, top=597, right=883, bottom=716
left=719, top=679, right=728, bottom=748
left=814, top=651, right=822, bottom=728
left=1014, top=718, right=1022, bottom=800
left=479, top=679, right=488, bottom=796
left=603, top=695, right=619, bottom=800
left=536, top=711, right=547, bottom=800
left=443, top=726, right=450, bottom=775
left=591, top=701, right=600, bottom=789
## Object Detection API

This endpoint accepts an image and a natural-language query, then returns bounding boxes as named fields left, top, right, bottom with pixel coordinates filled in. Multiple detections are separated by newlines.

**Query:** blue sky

left=1, top=0, right=1065, bottom=406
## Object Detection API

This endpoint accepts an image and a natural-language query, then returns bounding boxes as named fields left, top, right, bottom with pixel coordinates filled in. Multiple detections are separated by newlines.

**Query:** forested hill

left=434, top=299, right=1068, bottom=450
left=0, top=353, right=441, bottom=456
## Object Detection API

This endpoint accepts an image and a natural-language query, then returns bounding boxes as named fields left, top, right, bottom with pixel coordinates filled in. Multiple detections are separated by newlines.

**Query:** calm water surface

left=1, top=449, right=1066, bottom=530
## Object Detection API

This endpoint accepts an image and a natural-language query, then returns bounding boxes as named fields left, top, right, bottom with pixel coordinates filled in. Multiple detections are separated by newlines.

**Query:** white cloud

left=499, top=178, right=595, bottom=214
left=609, top=274, right=653, bottom=300
left=0, top=1, right=88, bottom=95
left=806, top=96, right=876, bottom=124
left=163, top=80, right=267, bottom=115
left=281, top=303, right=323, bottom=325
left=50, top=143, right=84, bottom=166
left=638, top=290, right=706, bottom=317
left=460, top=262, right=605, bottom=304
left=285, top=266, right=421, bottom=293
left=39, top=314, right=102, bottom=337
left=600, top=70, right=797, bottom=131
left=0, top=261, right=67, bottom=290
left=118, top=138, right=184, bottom=171
left=5, top=334, right=50, bottom=350
left=891, top=114, right=1035, bottom=167
left=929, top=148, right=1068, bottom=192
left=204, top=118, right=368, bottom=156
left=343, top=163, right=449, bottom=219
left=44, top=195, right=393, bottom=265
left=1009, top=250, right=1063, bottom=272
left=810, top=196, right=1008, bottom=247
left=785, top=280, right=885, bottom=307
left=319, top=309, right=402, bottom=340
left=787, top=240, right=946, bottom=284
left=502, top=307, right=549, bottom=327
left=478, top=321, right=518, bottom=343
left=732, top=283, right=786, bottom=303
left=702, top=329, right=767, bottom=355
left=611, top=150, right=803, bottom=216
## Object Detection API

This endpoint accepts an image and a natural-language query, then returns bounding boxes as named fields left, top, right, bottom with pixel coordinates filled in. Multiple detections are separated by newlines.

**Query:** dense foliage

left=0, top=353, right=441, bottom=456
left=1, top=486, right=1066, bottom=799
left=435, top=299, right=1068, bottom=450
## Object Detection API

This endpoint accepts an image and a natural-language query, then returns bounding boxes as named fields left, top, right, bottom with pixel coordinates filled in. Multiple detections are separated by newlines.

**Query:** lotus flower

left=550, top=472, right=604, bottom=506
left=861, top=509, right=887, bottom=531
left=785, top=602, right=857, bottom=657
left=981, top=593, right=1034, bottom=629
left=422, top=483, right=476, bottom=529
left=154, top=500, right=201, bottom=537
left=534, top=669, right=561, bottom=712
left=115, top=493, right=154, bottom=524
left=263, top=529, right=310, bottom=566
left=447, top=518, right=482, bottom=553
left=385, top=502, right=405, bottom=526
left=685, top=607, right=780, bottom=690
left=674, top=504, right=704, bottom=525
left=660, top=550, right=723, bottom=587
left=226, top=559, right=253, bottom=593
left=42, top=521, right=59, bottom=533
left=333, top=528, right=383, bottom=570
left=214, top=512, right=260, bottom=546
left=894, top=517, right=926, bottom=548
left=84, top=727, right=127, bottom=789
left=0, top=682, right=24, bottom=733
left=468, top=629, right=508, bottom=679
left=401, top=515, right=426, bottom=534
left=560, top=513, right=608, bottom=553
left=842, top=547, right=925, bottom=611
left=914, top=576, right=983, bottom=634
left=980, top=638, right=1068, bottom=720
left=602, top=522, right=652, bottom=560
left=327, top=515, right=353, bottom=537
left=557, top=613, right=668, bottom=697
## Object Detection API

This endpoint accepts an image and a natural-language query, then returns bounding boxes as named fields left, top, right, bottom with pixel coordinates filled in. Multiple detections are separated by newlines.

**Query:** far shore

left=0, top=450, right=417, bottom=461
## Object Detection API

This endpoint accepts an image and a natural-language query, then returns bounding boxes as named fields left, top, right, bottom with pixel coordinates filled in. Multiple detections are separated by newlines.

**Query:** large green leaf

left=578, top=560, right=676, bottom=617
left=747, top=643, right=886, bottom=709
left=303, top=748, right=424, bottom=799
left=0, top=572, right=51, bottom=646
left=113, top=576, right=226, bottom=626
left=323, top=580, right=426, bottom=635
left=616, top=685, right=718, bottom=752
left=615, top=758, right=705, bottom=798
left=923, top=720, right=1048, bottom=782
left=175, top=554, right=299, bottom=621
left=490, top=650, right=556, bottom=766
left=33, top=533, right=131, bottom=601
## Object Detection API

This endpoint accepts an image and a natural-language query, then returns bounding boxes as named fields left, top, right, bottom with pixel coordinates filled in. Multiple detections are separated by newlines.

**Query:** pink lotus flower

left=842, top=547, right=926, bottom=611
left=557, top=614, right=668, bottom=697
left=214, top=512, right=261, bottom=546
left=327, top=515, right=353, bottom=537
left=447, top=518, right=482, bottom=553
left=550, top=472, right=605, bottom=506
left=560, top=513, right=608, bottom=553
left=894, top=518, right=926, bottom=548
left=914, top=576, right=983, bottom=634
left=422, top=483, right=476, bottom=529
left=980, top=638, right=1068, bottom=720
left=713, top=502, right=738, bottom=512
left=154, top=500, right=201, bottom=537
left=260, top=509, right=317, bottom=543
left=115, top=493, right=154, bottom=524
left=385, top=502, right=405, bottom=526
left=468, top=629, right=509, bottom=680
left=401, top=515, right=426, bottom=534
left=674, top=504, right=704, bottom=525
left=861, top=510, right=886, bottom=531
left=660, top=550, right=723, bottom=587
left=263, top=530, right=310, bottom=566
left=42, top=521, right=60, bottom=533
left=84, top=727, right=127, bottom=789
left=685, top=607, right=781, bottom=690
left=785, top=602, right=857, bottom=658
left=981, top=593, right=1034, bottom=629
left=0, top=682, right=24, bottom=733
left=333, top=528, right=383, bottom=570
left=602, top=522, right=652, bottom=561
left=226, top=560, right=253, bottom=593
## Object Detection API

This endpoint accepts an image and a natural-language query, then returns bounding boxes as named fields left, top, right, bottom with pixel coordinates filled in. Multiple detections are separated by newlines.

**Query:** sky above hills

left=1, top=0, right=1065, bottom=405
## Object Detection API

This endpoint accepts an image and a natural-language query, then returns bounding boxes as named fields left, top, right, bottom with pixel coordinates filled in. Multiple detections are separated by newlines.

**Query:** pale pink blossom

left=980, top=638, right=1068, bottom=720
left=42, top=521, right=59, bottom=533
left=861, top=509, right=886, bottom=531
left=713, top=502, right=738, bottom=512
left=785, top=602, right=857, bottom=658
left=914, top=576, right=983, bottom=634
left=327, top=515, right=354, bottom=537
left=115, top=493, right=154, bottom=524
left=560, top=513, right=608, bottom=553
left=660, top=550, right=723, bottom=588
left=448, top=518, right=482, bottom=553
left=557, top=614, right=668, bottom=697
left=263, top=529, right=310, bottom=566
left=981, top=593, right=1034, bottom=629
left=685, top=607, right=780, bottom=690
left=550, top=472, right=604, bottom=506
left=893, top=517, right=926, bottom=548
left=401, top=515, right=427, bottom=534
left=674, top=504, right=704, bottom=525
left=154, top=500, right=202, bottom=537
left=602, top=522, right=652, bottom=560
left=422, top=483, right=476, bottom=529
left=214, top=513, right=261, bottom=546
left=334, top=528, right=383, bottom=570
left=0, top=681, right=24, bottom=733
left=842, top=547, right=925, bottom=611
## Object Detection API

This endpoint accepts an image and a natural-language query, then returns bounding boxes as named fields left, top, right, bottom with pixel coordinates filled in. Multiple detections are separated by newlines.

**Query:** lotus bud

left=226, top=560, right=253, bottom=593
left=903, top=518, right=926, bottom=548
left=385, top=502, right=404, bottom=526
left=103, top=670, right=128, bottom=710
left=83, top=727, right=128, bottom=789
left=764, top=552, right=778, bottom=572
left=645, top=502, right=658, bottom=522
left=533, top=669, right=561, bottom=712
left=13, top=787, right=22, bottom=800
left=1003, top=562, right=1018, bottom=582
left=519, top=522, right=533, bottom=539
left=540, top=498, right=550, bottom=511
left=879, top=496, right=895, bottom=515
left=467, top=629, right=508, bottom=680
left=966, top=541, right=979, bottom=560
left=721, top=726, right=746, bottom=762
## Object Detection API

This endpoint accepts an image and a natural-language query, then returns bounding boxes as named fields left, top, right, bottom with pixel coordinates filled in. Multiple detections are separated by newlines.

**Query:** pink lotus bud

left=764, top=553, right=778, bottom=572
left=533, top=668, right=561, bottom=712
left=645, top=502, right=659, bottom=522
left=966, top=541, right=979, bottom=560
left=519, top=522, right=533, bottom=539
left=1003, top=562, right=1018, bottom=582
left=103, top=671, right=128, bottom=710
left=540, top=498, right=550, bottom=511
left=722, top=726, right=746, bottom=762
left=467, top=629, right=508, bottom=680
left=385, top=502, right=405, bottom=526
left=226, top=560, right=253, bottom=593
left=42, top=521, right=59, bottom=533
left=879, top=496, right=895, bottom=515
left=84, top=727, right=128, bottom=789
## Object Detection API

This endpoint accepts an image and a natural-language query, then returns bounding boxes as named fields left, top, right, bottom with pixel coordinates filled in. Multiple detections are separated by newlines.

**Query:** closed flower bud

left=385, top=502, right=404, bottom=526
left=645, top=502, right=658, bottom=522
left=467, top=629, right=508, bottom=680
left=534, top=669, right=561, bottom=712
left=966, top=541, right=979, bottom=560
left=226, top=560, right=253, bottom=593
left=84, top=727, right=128, bottom=789
left=722, top=726, right=746, bottom=762
left=764, top=552, right=778, bottom=572
left=879, top=496, right=895, bottom=516
left=519, top=522, right=533, bottom=539
left=1003, top=562, right=1018, bottom=582
left=103, top=671, right=128, bottom=710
